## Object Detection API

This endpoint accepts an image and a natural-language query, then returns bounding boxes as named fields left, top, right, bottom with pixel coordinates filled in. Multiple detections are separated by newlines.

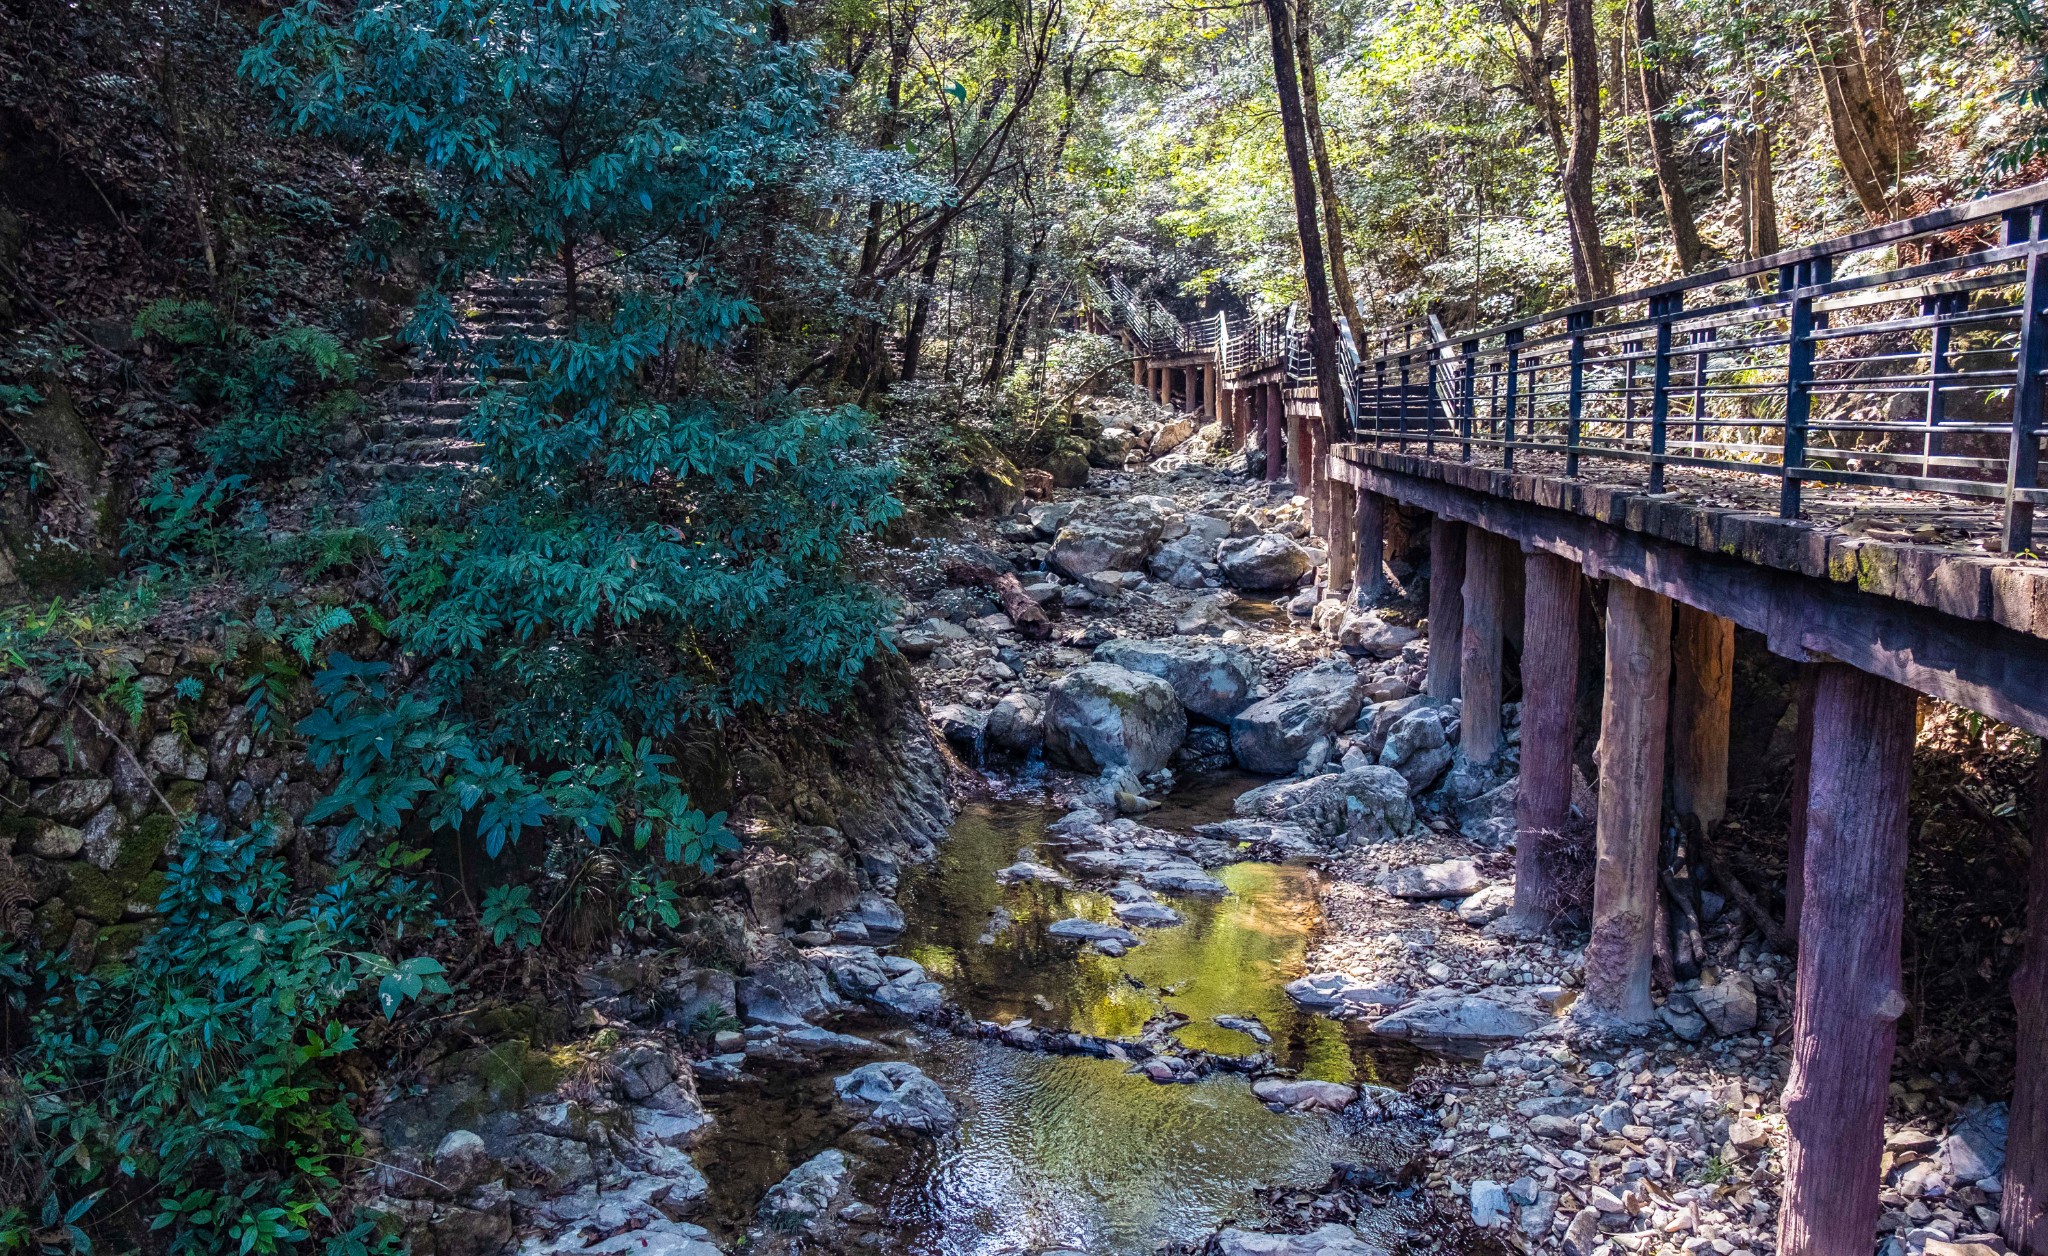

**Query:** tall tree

left=1262, top=0, right=1347, bottom=451
left=1628, top=0, right=1707, bottom=273
left=1295, top=0, right=1362, bottom=329
left=1807, top=0, right=1917, bottom=222
left=1561, top=0, right=1612, bottom=299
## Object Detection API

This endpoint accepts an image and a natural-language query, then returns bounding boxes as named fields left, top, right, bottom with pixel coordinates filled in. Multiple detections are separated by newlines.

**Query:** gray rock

left=1377, top=708, right=1453, bottom=793
left=576, top=1226, right=721, bottom=1256
left=1335, top=610, right=1419, bottom=659
left=1148, top=534, right=1220, bottom=588
left=1231, top=766, right=1413, bottom=841
left=851, top=893, right=904, bottom=941
left=1139, top=866, right=1228, bottom=895
left=930, top=703, right=987, bottom=755
left=1028, top=500, right=1077, bottom=537
left=1217, top=534, right=1313, bottom=590
left=1520, top=1191, right=1561, bottom=1239
left=432, top=1129, right=497, bottom=1194
left=986, top=692, right=1045, bottom=755
left=1113, top=899, right=1182, bottom=927
left=1562, top=1207, right=1603, bottom=1256
left=1470, top=1179, right=1510, bottom=1228
left=1693, top=972, right=1759, bottom=1035
left=1213, top=1224, right=1388, bottom=1256
left=1456, top=778, right=1519, bottom=849
left=1093, top=638, right=1256, bottom=723
left=1049, top=500, right=1172, bottom=579
left=1231, top=661, right=1370, bottom=774
left=1943, top=1105, right=2008, bottom=1183
left=1370, top=987, right=1554, bottom=1046
left=1456, top=883, right=1516, bottom=926
left=30, top=778, right=112, bottom=824
left=1659, top=1004, right=1708, bottom=1041
left=1378, top=859, right=1483, bottom=898
left=27, top=821, right=83, bottom=860
left=758, top=1148, right=851, bottom=1232
left=1284, top=972, right=1410, bottom=1013
left=995, top=861, right=1070, bottom=886
left=1216, top=1014, right=1273, bottom=1044
left=736, top=960, right=835, bottom=1028
left=79, top=807, right=123, bottom=871
left=1046, top=918, right=1139, bottom=945
left=1251, top=1078, right=1355, bottom=1111
left=833, top=1061, right=959, bottom=1135
left=1045, top=663, right=1187, bottom=775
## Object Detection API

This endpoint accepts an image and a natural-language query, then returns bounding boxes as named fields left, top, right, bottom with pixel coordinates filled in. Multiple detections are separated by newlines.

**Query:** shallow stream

left=701, top=784, right=1428, bottom=1253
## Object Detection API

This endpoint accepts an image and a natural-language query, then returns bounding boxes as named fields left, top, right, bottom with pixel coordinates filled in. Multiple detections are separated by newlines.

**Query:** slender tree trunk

left=1295, top=0, right=1362, bottom=329
left=1629, top=0, right=1707, bottom=273
left=1562, top=0, right=1614, bottom=300
left=984, top=216, right=1018, bottom=385
left=1263, top=0, right=1349, bottom=450
left=1749, top=120, right=1781, bottom=257
left=899, top=228, right=947, bottom=382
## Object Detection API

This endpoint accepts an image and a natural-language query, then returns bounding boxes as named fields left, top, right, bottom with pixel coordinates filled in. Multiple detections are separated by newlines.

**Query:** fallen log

left=943, top=559, right=1051, bottom=639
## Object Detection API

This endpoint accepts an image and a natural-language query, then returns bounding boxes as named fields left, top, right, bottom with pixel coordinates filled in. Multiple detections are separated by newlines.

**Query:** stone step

left=390, top=397, right=474, bottom=419
left=362, top=437, right=483, bottom=464
left=374, top=416, right=469, bottom=439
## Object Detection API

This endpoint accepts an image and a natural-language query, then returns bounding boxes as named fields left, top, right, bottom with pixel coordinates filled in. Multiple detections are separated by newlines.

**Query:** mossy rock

left=115, top=814, right=175, bottom=880
left=949, top=431, right=1025, bottom=517
left=93, top=922, right=149, bottom=966
left=63, top=863, right=125, bottom=924
left=33, top=898, right=73, bottom=948
left=469, top=1039, right=566, bottom=1110
left=162, top=781, right=202, bottom=814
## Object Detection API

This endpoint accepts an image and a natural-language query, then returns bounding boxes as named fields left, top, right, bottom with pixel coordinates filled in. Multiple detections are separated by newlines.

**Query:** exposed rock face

left=1044, top=663, right=1187, bottom=774
left=1230, top=767, right=1414, bottom=841
left=1216, top=534, right=1312, bottom=590
left=1230, top=660, right=1369, bottom=773
left=1093, top=638, right=1257, bottom=723
left=757, top=1148, right=854, bottom=1234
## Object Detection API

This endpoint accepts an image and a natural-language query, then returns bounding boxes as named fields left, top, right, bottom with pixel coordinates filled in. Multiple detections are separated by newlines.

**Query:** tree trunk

left=1670, top=605, right=1733, bottom=829
left=1562, top=0, right=1614, bottom=300
left=1583, top=580, right=1672, bottom=1024
left=1426, top=517, right=1466, bottom=701
left=898, top=228, right=948, bottom=382
left=2008, top=750, right=2048, bottom=1255
left=1504, top=550, right=1584, bottom=934
left=983, top=215, right=1019, bottom=385
left=1629, top=0, right=1707, bottom=273
left=1460, top=529, right=1507, bottom=766
left=1263, top=0, right=1349, bottom=447
left=1777, top=665, right=1915, bottom=1256
left=1807, top=0, right=1917, bottom=222
left=1742, top=106, right=1781, bottom=259
left=1295, top=0, right=1362, bottom=329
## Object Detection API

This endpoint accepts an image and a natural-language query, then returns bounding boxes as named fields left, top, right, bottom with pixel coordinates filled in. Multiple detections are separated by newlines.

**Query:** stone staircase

left=356, top=277, right=564, bottom=479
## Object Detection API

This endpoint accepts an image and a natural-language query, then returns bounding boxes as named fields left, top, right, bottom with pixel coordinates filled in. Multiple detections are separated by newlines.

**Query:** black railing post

left=1691, top=327, right=1712, bottom=452
left=1503, top=327, right=1523, bottom=472
left=1397, top=351, right=1411, bottom=450
left=1425, top=350, right=1438, bottom=459
left=2005, top=208, right=2048, bottom=553
left=1780, top=262, right=1816, bottom=520
left=1460, top=337, right=1479, bottom=461
left=1649, top=292, right=1680, bottom=494
left=1920, top=292, right=1955, bottom=478
left=1566, top=310, right=1592, bottom=477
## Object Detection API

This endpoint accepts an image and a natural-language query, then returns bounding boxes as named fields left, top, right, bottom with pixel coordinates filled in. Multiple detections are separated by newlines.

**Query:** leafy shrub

left=480, top=885, right=542, bottom=950
left=2, top=821, right=446, bottom=1256
left=133, top=300, right=362, bottom=475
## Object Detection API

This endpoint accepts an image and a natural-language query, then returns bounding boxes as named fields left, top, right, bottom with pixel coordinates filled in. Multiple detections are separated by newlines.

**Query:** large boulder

left=1049, top=499, right=1174, bottom=579
left=1378, top=859, right=1483, bottom=898
left=1093, top=638, right=1256, bottom=724
left=985, top=692, right=1046, bottom=756
left=1231, top=766, right=1413, bottom=841
left=1378, top=706, right=1454, bottom=793
left=1148, top=534, right=1219, bottom=589
left=1335, top=609, right=1419, bottom=659
left=1045, top=663, right=1187, bottom=774
left=1216, top=534, right=1313, bottom=590
left=1231, top=661, right=1369, bottom=774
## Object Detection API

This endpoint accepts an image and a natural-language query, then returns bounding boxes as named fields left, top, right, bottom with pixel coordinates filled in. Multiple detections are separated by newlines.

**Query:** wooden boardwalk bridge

left=1090, top=184, right=2048, bottom=1256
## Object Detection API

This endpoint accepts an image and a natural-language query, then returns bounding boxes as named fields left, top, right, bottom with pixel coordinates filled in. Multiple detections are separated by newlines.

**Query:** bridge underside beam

left=1328, top=453, right=2048, bottom=738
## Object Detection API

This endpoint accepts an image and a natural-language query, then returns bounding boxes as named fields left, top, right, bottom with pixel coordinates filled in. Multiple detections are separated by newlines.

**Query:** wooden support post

left=1265, top=383, right=1284, bottom=482
left=1205, top=362, right=1220, bottom=422
left=1671, top=604, right=1734, bottom=829
left=1786, top=666, right=1817, bottom=942
left=2007, top=750, right=2048, bottom=1255
left=1426, top=517, right=1466, bottom=700
left=1134, top=355, right=1146, bottom=389
left=1505, top=549, right=1582, bottom=933
left=1287, top=408, right=1304, bottom=485
left=1778, top=665, right=1915, bottom=1256
left=1355, top=490, right=1388, bottom=603
left=1460, top=528, right=1507, bottom=765
left=1328, top=481, right=1357, bottom=597
left=1584, top=580, right=1673, bottom=1024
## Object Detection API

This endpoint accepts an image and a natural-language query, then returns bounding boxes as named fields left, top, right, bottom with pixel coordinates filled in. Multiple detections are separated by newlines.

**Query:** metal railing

left=1349, top=180, right=2048, bottom=551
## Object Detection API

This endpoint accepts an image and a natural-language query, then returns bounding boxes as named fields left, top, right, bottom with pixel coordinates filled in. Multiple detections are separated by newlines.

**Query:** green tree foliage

left=245, top=0, right=902, bottom=865
left=3, top=822, right=443, bottom=1256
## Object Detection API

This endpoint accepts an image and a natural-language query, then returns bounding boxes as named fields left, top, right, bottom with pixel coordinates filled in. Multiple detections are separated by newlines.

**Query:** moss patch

left=64, top=864, right=125, bottom=924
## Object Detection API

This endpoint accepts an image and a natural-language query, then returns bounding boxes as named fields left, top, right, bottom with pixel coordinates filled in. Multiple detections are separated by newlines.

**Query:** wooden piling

left=1426, top=517, right=1465, bottom=701
left=1777, top=665, right=1914, bottom=1256
left=2004, top=750, right=2048, bottom=1255
left=1505, top=549, right=1582, bottom=933
left=1355, top=490, right=1388, bottom=603
left=1328, top=481, right=1357, bottom=599
left=1785, top=666, right=1817, bottom=942
left=1460, top=528, right=1507, bottom=765
left=1265, top=383, right=1284, bottom=482
left=1671, top=604, right=1734, bottom=828
left=1583, top=580, right=1673, bottom=1024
